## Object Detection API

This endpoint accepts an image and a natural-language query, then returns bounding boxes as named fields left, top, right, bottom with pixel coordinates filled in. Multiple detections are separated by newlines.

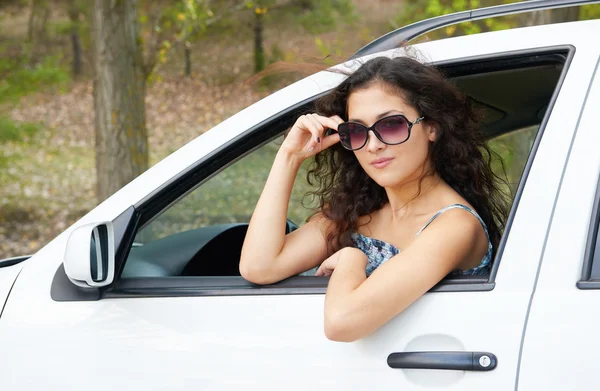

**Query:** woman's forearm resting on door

left=324, top=215, right=479, bottom=342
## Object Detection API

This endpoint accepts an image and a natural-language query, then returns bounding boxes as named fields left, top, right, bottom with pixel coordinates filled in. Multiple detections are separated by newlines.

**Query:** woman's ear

left=426, top=122, right=439, bottom=142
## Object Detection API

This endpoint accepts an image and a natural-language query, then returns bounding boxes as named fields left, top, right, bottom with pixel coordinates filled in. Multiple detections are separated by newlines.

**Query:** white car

left=2, top=1, right=600, bottom=389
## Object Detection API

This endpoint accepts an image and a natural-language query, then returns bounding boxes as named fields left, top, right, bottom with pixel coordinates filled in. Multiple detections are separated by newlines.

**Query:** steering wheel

left=180, top=218, right=300, bottom=276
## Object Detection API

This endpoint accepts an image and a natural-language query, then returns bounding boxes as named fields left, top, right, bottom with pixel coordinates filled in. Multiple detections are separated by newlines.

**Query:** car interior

left=121, top=49, right=568, bottom=280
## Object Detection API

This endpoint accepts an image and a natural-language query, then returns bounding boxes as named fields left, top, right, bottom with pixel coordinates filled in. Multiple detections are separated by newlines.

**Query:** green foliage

left=242, top=0, right=274, bottom=13
left=580, top=4, right=600, bottom=20
left=268, top=43, right=285, bottom=65
left=488, top=126, right=537, bottom=198
left=0, top=117, right=40, bottom=144
left=170, top=0, right=213, bottom=41
left=0, top=55, right=70, bottom=105
left=303, top=0, right=357, bottom=60
left=314, top=37, right=344, bottom=66
left=53, top=20, right=75, bottom=35
left=0, top=117, right=41, bottom=169
left=52, top=14, right=91, bottom=39
left=139, top=0, right=214, bottom=77
left=299, top=0, right=356, bottom=35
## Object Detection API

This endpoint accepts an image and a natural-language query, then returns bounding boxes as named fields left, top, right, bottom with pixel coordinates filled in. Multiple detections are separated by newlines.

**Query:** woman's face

left=346, top=83, right=436, bottom=189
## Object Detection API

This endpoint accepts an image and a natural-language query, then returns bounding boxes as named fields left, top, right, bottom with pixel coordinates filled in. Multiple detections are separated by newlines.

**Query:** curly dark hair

left=306, top=56, right=510, bottom=254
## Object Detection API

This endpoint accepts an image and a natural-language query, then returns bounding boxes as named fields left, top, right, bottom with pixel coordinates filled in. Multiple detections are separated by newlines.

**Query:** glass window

left=488, top=125, right=538, bottom=200
left=135, top=137, right=315, bottom=244
left=123, top=136, right=317, bottom=277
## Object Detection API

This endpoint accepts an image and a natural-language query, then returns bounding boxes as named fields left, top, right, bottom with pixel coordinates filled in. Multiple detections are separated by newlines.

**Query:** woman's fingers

left=301, top=115, right=321, bottom=139
left=309, top=114, right=344, bottom=134
left=322, top=115, right=344, bottom=130
left=299, top=115, right=322, bottom=152
left=314, top=264, right=332, bottom=277
left=306, top=114, right=325, bottom=142
left=309, top=115, right=344, bottom=152
left=330, top=115, right=345, bottom=125
left=312, top=115, right=343, bottom=151
left=321, top=132, right=340, bottom=150
left=290, top=113, right=345, bottom=155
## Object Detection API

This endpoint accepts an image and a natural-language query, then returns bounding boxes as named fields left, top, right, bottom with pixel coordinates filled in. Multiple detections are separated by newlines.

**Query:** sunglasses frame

left=337, top=114, right=425, bottom=151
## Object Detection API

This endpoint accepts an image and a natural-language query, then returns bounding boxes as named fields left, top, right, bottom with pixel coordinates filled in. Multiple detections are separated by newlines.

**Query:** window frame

left=570, top=52, right=600, bottom=289
left=51, top=46, right=575, bottom=301
left=578, top=175, right=600, bottom=289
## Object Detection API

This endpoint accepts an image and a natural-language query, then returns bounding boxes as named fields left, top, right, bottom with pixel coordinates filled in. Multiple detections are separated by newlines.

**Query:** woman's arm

left=240, top=149, right=328, bottom=284
left=323, top=208, right=488, bottom=342
left=239, top=114, right=342, bottom=285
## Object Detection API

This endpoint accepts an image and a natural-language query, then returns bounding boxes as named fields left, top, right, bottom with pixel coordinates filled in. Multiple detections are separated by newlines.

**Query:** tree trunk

left=27, top=0, right=36, bottom=41
left=184, top=41, right=192, bottom=77
left=68, top=1, right=82, bottom=79
left=297, top=0, right=313, bottom=10
left=39, top=3, right=50, bottom=41
left=92, top=0, right=148, bottom=204
left=254, top=9, right=265, bottom=73
left=71, top=31, right=82, bottom=78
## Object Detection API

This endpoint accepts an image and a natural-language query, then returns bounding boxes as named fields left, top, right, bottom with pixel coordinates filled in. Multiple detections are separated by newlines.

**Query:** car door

left=0, top=21, right=598, bottom=391
left=517, top=45, right=600, bottom=389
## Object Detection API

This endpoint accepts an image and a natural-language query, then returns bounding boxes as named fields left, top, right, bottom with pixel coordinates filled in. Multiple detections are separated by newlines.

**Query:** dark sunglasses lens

left=338, top=123, right=367, bottom=150
left=375, top=116, right=409, bottom=144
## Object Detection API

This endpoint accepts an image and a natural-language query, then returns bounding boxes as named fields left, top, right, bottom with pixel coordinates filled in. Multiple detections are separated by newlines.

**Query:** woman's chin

left=370, top=173, right=407, bottom=189
left=365, top=162, right=427, bottom=189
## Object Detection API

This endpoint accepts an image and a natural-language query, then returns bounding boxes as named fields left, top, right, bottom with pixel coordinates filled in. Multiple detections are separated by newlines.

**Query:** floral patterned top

left=351, top=204, right=493, bottom=277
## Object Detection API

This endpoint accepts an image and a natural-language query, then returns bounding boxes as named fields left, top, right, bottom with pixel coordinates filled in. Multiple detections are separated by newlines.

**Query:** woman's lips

left=371, top=157, right=394, bottom=169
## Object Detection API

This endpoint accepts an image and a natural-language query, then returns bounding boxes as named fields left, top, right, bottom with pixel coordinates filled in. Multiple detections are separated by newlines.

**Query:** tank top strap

left=415, top=204, right=490, bottom=239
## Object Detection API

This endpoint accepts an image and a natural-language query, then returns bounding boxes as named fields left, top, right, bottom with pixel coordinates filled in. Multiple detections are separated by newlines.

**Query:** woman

left=239, top=56, right=509, bottom=342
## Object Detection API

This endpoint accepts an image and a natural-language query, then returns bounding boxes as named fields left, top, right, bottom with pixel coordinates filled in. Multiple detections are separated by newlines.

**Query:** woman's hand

left=280, top=113, right=343, bottom=160
left=315, top=247, right=367, bottom=277
left=315, top=251, right=342, bottom=277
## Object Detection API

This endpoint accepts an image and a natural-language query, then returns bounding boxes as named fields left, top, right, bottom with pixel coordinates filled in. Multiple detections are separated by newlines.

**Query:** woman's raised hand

left=280, top=114, right=343, bottom=159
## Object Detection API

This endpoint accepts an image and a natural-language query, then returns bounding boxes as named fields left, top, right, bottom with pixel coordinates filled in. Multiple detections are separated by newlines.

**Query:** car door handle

left=387, top=351, right=497, bottom=371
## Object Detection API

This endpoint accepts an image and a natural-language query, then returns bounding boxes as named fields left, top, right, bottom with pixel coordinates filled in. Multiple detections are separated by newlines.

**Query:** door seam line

left=0, top=268, right=23, bottom=320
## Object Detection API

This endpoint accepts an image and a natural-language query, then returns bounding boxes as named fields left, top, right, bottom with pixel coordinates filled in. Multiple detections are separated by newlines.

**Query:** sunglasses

left=337, top=114, right=425, bottom=151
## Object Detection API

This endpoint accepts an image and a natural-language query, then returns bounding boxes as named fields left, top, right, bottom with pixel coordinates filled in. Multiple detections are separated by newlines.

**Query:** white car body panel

left=518, top=44, right=600, bottom=390
left=0, top=19, right=598, bottom=390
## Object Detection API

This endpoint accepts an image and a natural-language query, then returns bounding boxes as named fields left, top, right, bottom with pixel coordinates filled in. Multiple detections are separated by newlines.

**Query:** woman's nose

left=365, top=130, right=385, bottom=153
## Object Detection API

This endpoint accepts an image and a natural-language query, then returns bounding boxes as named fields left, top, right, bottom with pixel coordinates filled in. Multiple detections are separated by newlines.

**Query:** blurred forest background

left=1, top=0, right=599, bottom=258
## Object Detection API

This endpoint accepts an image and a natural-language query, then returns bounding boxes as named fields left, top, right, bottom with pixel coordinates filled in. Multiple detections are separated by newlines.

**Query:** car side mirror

left=63, top=222, right=115, bottom=288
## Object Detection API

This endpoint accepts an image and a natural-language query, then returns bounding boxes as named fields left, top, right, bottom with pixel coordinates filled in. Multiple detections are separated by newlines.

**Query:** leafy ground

left=0, top=78, right=275, bottom=257
left=0, top=0, right=398, bottom=258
